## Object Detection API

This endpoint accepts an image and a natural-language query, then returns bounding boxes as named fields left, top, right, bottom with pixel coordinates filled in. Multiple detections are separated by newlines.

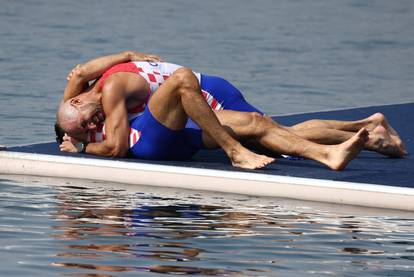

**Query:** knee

left=171, top=67, right=200, bottom=92
left=247, top=112, right=268, bottom=134
left=249, top=112, right=263, bottom=124
left=253, top=114, right=286, bottom=135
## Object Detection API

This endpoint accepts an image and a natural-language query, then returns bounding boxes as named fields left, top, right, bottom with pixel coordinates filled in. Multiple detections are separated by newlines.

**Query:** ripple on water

left=0, top=180, right=413, bottom=276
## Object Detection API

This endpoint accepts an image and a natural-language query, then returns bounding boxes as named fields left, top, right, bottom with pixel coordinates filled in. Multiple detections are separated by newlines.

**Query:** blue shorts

left=129, top=74, right=262, bottom=160
left=185, top=74, right=263, bottom=131
left=129, top=107, right=203, bottom=160
left=201, top=74, right=263, bottom=114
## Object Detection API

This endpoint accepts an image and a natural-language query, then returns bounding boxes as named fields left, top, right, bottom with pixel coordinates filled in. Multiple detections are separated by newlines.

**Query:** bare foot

left=326, top=128, right=368, bottom=171
left=229, top=145, right=275, bottom=169
left=368, top=113, right=407, bottom=155
left=367, top=113, right=397, bottom=135
left=367, top=126, right=406, bottom=157
left=391, top=135, right=407, bottom=156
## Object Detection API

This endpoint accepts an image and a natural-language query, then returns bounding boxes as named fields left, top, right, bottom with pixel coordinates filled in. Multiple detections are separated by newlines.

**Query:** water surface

left=1, top=1, right=414, bottom=276
left=0, top=0, right=413, bottom=145
left=1, top=177, right=414, bottom=276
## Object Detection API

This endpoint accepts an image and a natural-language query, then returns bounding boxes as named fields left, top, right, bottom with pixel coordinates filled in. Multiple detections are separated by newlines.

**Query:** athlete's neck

left=88, top=86, right=102, bottom=102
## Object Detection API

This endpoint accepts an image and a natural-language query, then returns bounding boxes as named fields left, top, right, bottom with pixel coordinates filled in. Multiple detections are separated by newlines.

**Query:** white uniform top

left=88, top=61, right=203, bottom=144
left=130, top=61, right=201, bottom=94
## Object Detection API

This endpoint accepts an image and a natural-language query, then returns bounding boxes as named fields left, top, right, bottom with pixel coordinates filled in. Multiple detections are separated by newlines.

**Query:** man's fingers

left=66, top=64, right=82, bottom=81
left=130, top=52, right=163, bottom=62
left=146, top=55, right=163, bottom=62
left=59, top=141, right=77, bottom=152
left=59, top=143, right=67, bottom=151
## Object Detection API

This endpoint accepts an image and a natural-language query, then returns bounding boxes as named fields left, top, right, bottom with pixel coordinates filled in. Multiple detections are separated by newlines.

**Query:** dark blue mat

left=6, top=103, right=413, bottom=188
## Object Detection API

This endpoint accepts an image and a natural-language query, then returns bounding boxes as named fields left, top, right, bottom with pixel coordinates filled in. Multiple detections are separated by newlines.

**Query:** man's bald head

left=57, top=100, right=82, bottom=136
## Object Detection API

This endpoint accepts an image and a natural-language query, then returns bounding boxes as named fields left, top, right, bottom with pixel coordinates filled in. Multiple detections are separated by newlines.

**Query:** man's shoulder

left=101, top=74, right=125, bottom=91
left=101, top=73, right=148, bottom=98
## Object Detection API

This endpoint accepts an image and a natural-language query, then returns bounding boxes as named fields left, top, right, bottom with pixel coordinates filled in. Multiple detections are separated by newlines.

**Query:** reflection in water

left=42, top=185, right=414, bottom=276
left=0, top=179, right=413, bottom=276
left=51, top=186, right=263, bottom=275
left=53, top=262, right=244, bottom=276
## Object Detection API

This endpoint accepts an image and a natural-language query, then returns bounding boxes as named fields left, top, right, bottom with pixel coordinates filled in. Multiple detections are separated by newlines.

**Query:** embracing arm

left=63, top=50, right=162, bottom=101
left=80, top=82, right=130, bottom=157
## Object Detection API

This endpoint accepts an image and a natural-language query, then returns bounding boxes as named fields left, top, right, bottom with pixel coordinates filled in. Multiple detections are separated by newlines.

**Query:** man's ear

left=87, top=122, right=97, bottom=130
left=70, top=98, right=82, bottom=106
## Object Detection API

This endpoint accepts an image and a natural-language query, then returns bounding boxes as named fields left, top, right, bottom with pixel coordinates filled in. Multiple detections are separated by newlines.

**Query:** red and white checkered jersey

left=88, top=61, right=217, bottom=146
left=86, top=122, right=141, bottom=148
left=130, top=61, right=201, bottom=93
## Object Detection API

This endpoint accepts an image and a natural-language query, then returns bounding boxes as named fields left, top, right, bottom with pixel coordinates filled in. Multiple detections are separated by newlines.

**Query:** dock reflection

left=50, top=186, right=270, bottom=276
left=48, top=185, right=401, bottom=276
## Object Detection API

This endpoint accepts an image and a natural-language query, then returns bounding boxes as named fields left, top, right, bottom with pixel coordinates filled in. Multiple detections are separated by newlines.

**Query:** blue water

left=1, top=178, right=414, bottom=276
left=1, top=0, right=414, bottom=276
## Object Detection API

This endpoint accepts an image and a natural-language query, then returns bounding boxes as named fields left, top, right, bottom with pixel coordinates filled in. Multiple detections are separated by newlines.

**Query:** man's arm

left=81, top=81, right=130, bottom=157
left=63, top=51, right=162, bottom=102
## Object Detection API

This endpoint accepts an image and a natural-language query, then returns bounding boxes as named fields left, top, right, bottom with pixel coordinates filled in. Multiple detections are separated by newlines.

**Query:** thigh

left=147, top=68, right=199, bottom=130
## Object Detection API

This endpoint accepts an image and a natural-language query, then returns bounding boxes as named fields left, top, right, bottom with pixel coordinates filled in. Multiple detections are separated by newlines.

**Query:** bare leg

left=205, top=111, right=402, bottom=158
left=291, top=113, right=384, bottom=132
left=290, top=113, right=406, bottom=155
left=203, top=111, right=368, bottom=170
left=147, top=68, right=274, bottom=169
left=288, top=126, right=405, bottom=157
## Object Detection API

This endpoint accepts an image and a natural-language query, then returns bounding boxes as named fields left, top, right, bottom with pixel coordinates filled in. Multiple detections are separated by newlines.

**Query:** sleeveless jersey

left=87, top=61, right=218, bottom=146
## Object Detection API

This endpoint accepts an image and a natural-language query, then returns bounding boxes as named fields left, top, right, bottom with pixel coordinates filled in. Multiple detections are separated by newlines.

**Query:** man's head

left=57, top=93, right=104, bottom=139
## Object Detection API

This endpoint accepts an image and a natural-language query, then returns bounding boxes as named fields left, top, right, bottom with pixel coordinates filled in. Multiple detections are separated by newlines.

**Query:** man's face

left=68, top=96, right=105, bottom=137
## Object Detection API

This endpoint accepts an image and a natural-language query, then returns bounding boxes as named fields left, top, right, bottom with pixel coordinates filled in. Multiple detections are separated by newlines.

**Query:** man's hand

left=126, top=51, right=163, bottom=62
left=59, top=134, right=82, bottom=153
left=66, top=64, right=82, bottom=81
